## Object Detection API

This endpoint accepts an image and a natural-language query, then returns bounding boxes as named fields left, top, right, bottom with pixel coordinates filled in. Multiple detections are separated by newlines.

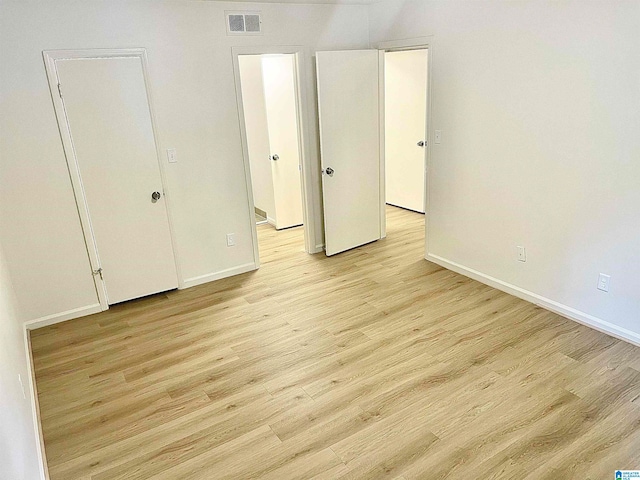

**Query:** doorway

left=314, top=47, right=429, bottom=257
left=383, top=47, right=429, bottom=248
left=384, top=49, right=428, bottom=214
left=235, top=50, right=310, bottom=260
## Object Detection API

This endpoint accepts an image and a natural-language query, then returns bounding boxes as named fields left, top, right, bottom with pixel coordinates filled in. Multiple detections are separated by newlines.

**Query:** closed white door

left=316, top=50, right=381, bottom=256
left=261, top=55, right=304, bottom=230
left=56, top=57, right=178, bottom=304
left=385, top=49, right=428, bottom=213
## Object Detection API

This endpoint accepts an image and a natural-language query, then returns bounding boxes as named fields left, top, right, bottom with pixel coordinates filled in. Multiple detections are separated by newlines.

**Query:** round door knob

left=417, top=140, right=425, bottom=147
left=151, top=191, right=161, bottom=202
left=323, top=167, right=334, bottom=177
left=271, top=154, right=279, bottom=161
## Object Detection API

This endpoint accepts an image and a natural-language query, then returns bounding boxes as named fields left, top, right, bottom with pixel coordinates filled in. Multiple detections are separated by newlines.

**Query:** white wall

left=0, top=243, right=43, bottom=480
left=370, top=0, right=640, bottom=340
left=238, top=55, right=276, bottom=220
left=0, top=0, right=370, bottom=323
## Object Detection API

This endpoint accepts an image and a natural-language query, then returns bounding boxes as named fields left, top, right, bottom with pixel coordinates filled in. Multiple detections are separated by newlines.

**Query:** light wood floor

left=31, top=206, right=640, bottom=479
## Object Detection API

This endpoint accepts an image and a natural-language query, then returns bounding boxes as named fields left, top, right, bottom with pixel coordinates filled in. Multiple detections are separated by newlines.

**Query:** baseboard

left=24, top=304, right=102, bottom=331
left=24, top=264, right=260, bottom=327
left=181, top=262, right=257, bottom=289
left=24, top=329, right=49, bottom=479
left=426, top=253, right=640, bottom=348
left=311, top=243, right=325, bottom=254
left=267, top=216, right=276, bottom=228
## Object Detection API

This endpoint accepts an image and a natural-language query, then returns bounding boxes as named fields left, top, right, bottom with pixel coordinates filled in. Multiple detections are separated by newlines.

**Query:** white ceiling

left=210, top=0, right=377, bottom=4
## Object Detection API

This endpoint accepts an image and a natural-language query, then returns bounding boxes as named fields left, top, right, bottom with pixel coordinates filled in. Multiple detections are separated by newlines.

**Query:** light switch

left=167, top=148, right=177, bottom=163
left=517, top=246, right=526, bottom=262
left=435, top=130, right=442, bottom=144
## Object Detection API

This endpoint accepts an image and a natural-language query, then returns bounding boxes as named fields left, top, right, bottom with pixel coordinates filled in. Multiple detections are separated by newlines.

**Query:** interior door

left=261, top=54, right=304, bottom=230
left=56, top=57, right=178, bottom=304
left=385, top=49, right=428, bottom=213
left=316, top=50, right=381, bottom=256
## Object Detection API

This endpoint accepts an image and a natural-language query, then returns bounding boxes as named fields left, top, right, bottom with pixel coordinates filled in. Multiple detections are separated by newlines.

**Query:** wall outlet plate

left=226, top=233, right=236, bottom=247
left=597, top=273, right=610, bottom=292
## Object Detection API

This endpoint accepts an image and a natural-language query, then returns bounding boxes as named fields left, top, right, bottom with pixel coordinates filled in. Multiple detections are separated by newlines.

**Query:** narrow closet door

left=56, top=57, right=178, bottom=304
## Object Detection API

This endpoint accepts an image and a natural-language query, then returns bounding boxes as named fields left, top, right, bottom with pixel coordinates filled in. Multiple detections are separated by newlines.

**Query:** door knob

left=271, top=154, right=279, bottom=161
left=151, top=191, right=162, bottom=202
left=323, top=167, right=334, bottom=177
left=417, top=141, right=425, bottom=147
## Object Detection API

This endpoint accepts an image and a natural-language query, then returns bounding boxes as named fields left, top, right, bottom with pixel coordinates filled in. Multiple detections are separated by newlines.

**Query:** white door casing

left=316, top=50, right=382, bottom=256
left=385, top=49, right=428, bottom=213
left=261, top=54, right=304, bottom=230
left=55, top=56, right=178, bottom=304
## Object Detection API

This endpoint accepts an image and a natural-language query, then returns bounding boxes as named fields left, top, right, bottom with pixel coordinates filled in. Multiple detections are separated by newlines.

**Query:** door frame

left=43, top=48, right=182, bottom=311
left=376, top=36, right=434, bottom=256
left=231, top=45, right=316, bottom=260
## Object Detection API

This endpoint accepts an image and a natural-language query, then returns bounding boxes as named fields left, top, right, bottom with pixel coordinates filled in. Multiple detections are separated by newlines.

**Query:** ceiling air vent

left=226, top=12, right=262, bottom=35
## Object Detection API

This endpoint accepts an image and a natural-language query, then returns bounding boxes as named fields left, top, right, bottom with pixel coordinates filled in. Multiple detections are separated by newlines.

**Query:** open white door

left=385, top=49, right=428, bottom=213
left=262, top=55, right=304, bottom=230
left=316, top=50, right=381, bottom=256
left=56, top=57, right=178, bottom=304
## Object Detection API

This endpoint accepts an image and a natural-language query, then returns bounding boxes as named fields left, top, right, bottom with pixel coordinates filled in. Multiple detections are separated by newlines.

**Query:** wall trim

left=312, top=243, right=325, bottom=254
left=426, top=253, right=640, bottom=348
left=24, top=304, right=102, bottom=331
left=24, top=329, right=49, bottom=479
left=23, top=262, right=261, bottom=328
left=181, top=263, right=257, bottom=289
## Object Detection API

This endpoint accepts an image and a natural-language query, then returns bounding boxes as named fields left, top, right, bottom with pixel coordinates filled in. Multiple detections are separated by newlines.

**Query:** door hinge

left=57, top=83, right=63, bottom=98
left=92, top=267, right=103, bottom=280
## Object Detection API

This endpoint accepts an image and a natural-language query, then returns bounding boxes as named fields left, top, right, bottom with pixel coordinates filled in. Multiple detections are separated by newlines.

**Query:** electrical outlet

left=435, top=130, right=442, bottom=144
left=226, top=233, right=236, bottom=247
left=18, top=374, right=26, bottom=399
left=517, top=246, right=526, bottom=262
left=597, top=273, right=610, bottom=292
left=167, top=148, right=177, bottom=163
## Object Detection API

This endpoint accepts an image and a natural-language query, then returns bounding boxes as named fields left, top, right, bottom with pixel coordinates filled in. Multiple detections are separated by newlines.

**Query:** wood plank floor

left=31, top=206, right=640, bottom=479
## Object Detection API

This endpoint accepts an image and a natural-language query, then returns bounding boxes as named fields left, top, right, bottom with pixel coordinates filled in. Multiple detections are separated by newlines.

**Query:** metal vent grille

left=226, top=12, right=262, bottom=35
left=228, top=15, right=245, bottom=33
left=244, top=14, right=261, bottom=33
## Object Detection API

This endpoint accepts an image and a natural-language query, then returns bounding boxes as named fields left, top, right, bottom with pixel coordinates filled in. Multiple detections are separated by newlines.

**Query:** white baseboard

left=267, top=216, right=276, bottom=228
left=24, top=303, right=102, bottom=331
left=181, top=262, right=257, bottom=289
left=23, top=264, right=260, bottom=328
left=426, top=253, right=640, bottom=348
left=311, top=243, right=325, bottom=254
left=23, top=329, right=49, bottom=479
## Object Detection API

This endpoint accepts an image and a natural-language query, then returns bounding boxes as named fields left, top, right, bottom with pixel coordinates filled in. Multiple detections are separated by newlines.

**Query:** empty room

left=1, top=1, right=639, bottom=479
